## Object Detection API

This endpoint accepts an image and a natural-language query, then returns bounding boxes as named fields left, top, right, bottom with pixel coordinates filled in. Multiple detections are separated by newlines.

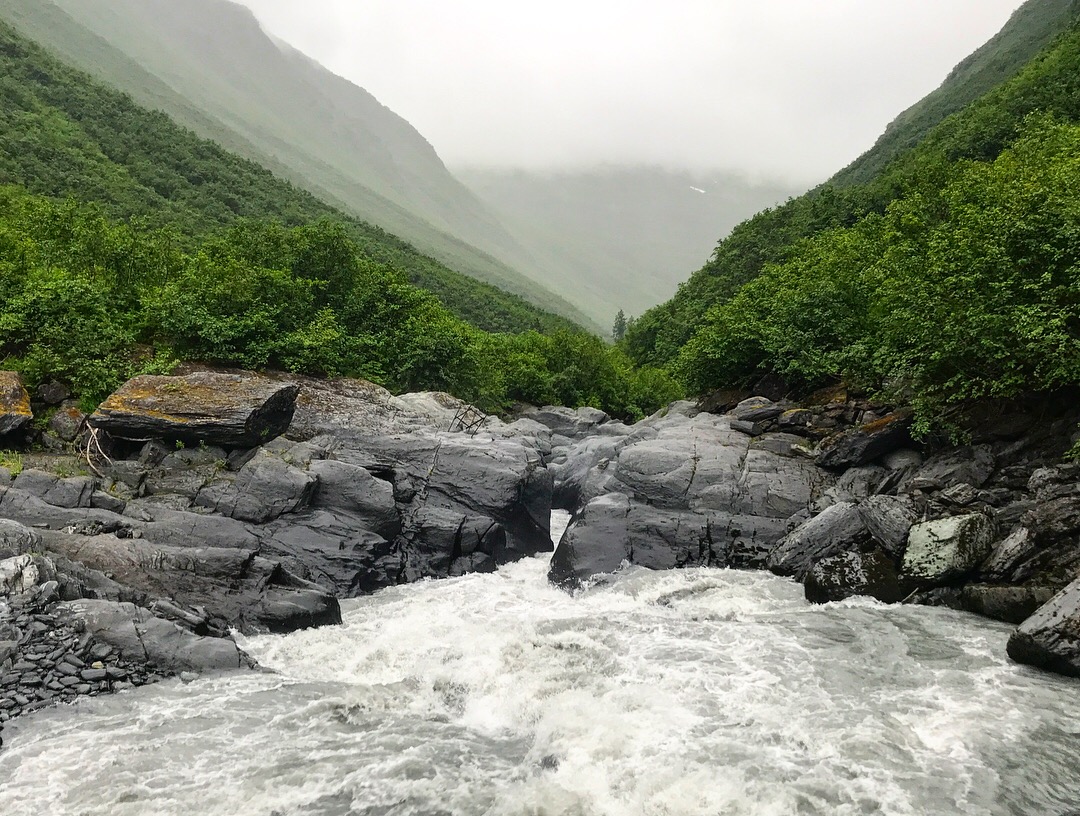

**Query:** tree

left=612, top=309, right=627, bottom=341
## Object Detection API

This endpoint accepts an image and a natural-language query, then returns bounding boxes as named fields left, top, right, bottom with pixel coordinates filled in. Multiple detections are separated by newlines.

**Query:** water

left=1, top=511, right=1078, bottom=816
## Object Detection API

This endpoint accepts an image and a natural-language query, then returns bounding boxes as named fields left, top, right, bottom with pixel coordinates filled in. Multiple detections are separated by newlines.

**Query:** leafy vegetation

left=625, top=13, right=1080, bottom=429
left=0, top=18, right=588, bottom=335
left=0, top=187, right=680, bottom=419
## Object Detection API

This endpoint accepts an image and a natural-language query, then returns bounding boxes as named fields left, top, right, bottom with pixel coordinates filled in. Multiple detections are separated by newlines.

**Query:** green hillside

left=0, top=0, right=597, bottom=330
left=0, top=18, right=585, bottom=335
left=832, top=0, right=1080, bottom=187
left=625, top=1, right=1080, bottom=428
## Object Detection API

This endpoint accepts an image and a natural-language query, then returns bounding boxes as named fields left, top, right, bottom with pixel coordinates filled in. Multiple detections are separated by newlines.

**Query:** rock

left=940, top=483, right=980, bottom=506
left=804, top=549, right=913, bottom=604
left=56, top=600, right=252, bottom=673
left=90, top=371, right=299, bottom=448
left=767, top=502, right=870, bottom=579
left=902, top=514, right=996, bottom=583
left=12, top=470, right=94, bottom=509
left=778, top=409, right=812, bottom=429
left=979, top=527, right=1039, bottom=582
left=548, top=494, right=730, bottom=589
left=857, top=495, right=919, bottom=558
left=960, top=584, right=1057, bottom=624
left=0, top=553, right=57, bottom=594
left=0, top=519, right=41, bottom=559
left=36, top=381, right=71, bottom=406
left=308, top=459, right=399, bottom=538
left=908, top=446, right=996, bottom=492
left=1007, top=577, right=1080, bottom=677
left=815, top=409, right=913, bottom=471
left=0, top=371, right=32, bottom=436
left=732, top=397, right=783, bottom=423
left=47, top=404, right=87, bottom=443
left=195, top=449, right=317, bottom=523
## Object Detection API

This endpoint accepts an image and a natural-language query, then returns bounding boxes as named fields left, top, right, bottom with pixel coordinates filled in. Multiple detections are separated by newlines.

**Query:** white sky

left=237, top=0, right=1026, bottom=185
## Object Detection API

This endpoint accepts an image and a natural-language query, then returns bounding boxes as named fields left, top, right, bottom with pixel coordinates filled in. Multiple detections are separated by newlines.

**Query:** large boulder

left=902, top=514, right=996, bottom=583
left=767, top=502, right=870, bottom=580
left=0, top=371, right=32, bottom=436
left=815, top=409, right=913, bottom=471
left=804, top=549, right=912, bottom=604
left=1007, top=577, right=1080, bottom=677
left=90, top=371, right=299, bottom=448
left=857, top=495, right=919, bottom=558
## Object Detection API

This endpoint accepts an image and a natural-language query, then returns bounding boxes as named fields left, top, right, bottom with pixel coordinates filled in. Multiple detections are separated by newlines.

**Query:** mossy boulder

left=90, top=371, right=298, bottom=448
left=902, top=513, right=996, bottom=584
left=0, top=371, right=32, bottom=436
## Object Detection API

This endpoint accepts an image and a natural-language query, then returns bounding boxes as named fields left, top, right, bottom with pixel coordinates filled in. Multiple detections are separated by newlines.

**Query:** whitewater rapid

left=1, top=511, right=1078, bottom=816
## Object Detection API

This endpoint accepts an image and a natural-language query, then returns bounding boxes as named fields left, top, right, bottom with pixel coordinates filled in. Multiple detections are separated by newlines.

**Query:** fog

left=238, top=0, right=1024, bottom=185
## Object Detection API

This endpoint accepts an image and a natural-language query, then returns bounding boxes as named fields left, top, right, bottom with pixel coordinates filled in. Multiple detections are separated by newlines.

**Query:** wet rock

left=36, top=381, right=71, bottom=406
left=0, top=371, right=32, bottom=436
left=902, top=514, right=996, bottom=583
left=1007, top=577, right=1080, bottom=677
left=815, top=409, right=913, bottom=471
left=979, top=527, right=1039, bottom=582
left=805, top=549, right=911, bottom=604
left=56, top=600, right=252, bottom=673
left=767, top=502, right=870, bottom=580
left=960, top=584, right=1057, bottom=624
left=90, top=371, right=299, bottom=448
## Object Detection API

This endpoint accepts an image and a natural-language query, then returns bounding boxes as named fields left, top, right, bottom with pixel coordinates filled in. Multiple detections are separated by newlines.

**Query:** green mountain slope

left=831, top=0, right=1080, bottom=187
left=457, top=166, right=797, bottom=327
left=624, top=0, right=1080, bottom=424
left=0, top=17, right=586, bottom=335
left=0, top=0, right=596, bottom=329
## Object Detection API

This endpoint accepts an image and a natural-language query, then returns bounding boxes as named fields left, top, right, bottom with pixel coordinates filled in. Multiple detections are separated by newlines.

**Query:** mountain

left=0, top=0, right=597, bottom=329
left=623, top=0, right=1080, bottom=424
left=0, top=17, right=583, bottom=336
left=831, top=0, right=1080, bottom=187
left=457, top=166, right=798, bottom=327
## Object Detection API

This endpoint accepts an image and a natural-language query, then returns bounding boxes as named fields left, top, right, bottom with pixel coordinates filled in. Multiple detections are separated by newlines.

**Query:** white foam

left=2, top=530, right=1079, bottom=815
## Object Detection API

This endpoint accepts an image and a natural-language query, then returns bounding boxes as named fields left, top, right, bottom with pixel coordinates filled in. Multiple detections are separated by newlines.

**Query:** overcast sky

left=237, top=0, right=1025, bottom=185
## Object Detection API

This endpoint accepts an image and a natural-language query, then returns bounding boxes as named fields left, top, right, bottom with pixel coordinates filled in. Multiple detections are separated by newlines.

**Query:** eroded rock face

left=548, top=405, right=832, bottom=585
left=90, top=371, right=299, bottom=448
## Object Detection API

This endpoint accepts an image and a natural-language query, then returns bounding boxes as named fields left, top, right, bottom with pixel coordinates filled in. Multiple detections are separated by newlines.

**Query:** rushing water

left=1, top=511, right=1078, bottom=816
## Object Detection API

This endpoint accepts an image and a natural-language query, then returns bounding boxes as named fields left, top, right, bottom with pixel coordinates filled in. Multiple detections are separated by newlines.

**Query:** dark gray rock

left=36, top=381, right=71, bottom=406
left=857, top=495, right=919, bottom=558
left=815, top=409, right=913, bottom=471
left=12, top=471, right=95, bottom=510
left=308, top=459, right=399, bottom=538
left=960, top=584, right=1057, bottom=625
left=196, top=449, right=317, bottom=523
left=56, top=600, right=252, bottom=673
left=804, top=549, right=914, bottom=604
left=732, top=396, right=784, bottom=423
left=767, top=502, right=870, bottom=580
left=549, top=494, right=730, bottom=589
left=47, top=404, right=87, bottom=443
left=90, top=371, right=299, bottom=448
left=908, top=446, right=996, bottom=492
left=979, top=527, right=1039, bottom=582
left=0, top=519, right=41, bottom=559
left=1007, top=577, right=1080, bottom=677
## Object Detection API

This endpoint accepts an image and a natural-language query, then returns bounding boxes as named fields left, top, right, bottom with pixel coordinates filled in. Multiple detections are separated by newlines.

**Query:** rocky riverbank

left=1, top=370, right=1079, bottom=746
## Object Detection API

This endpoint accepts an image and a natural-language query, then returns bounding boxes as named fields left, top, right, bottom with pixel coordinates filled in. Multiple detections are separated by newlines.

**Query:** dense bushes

left=676, top=116, right=1080, bottom=430
left=0, top=187, right=682, bottom=419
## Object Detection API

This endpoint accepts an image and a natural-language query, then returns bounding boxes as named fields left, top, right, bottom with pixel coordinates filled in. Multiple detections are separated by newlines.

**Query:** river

left=0, top=512, right=1077, bottom=815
